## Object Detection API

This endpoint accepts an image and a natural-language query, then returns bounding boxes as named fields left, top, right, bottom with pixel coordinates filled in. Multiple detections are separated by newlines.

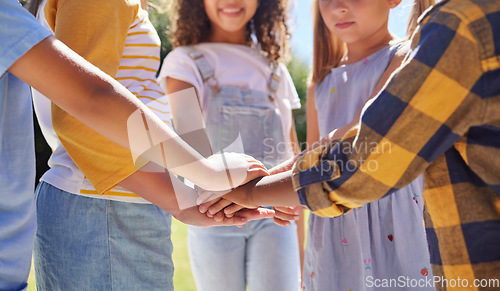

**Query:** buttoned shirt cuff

left=291, top=139, right=354, bottom=217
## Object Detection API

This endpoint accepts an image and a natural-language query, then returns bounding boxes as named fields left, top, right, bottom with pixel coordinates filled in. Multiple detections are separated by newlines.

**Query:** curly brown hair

left=168, top=0, right=290, bottom=63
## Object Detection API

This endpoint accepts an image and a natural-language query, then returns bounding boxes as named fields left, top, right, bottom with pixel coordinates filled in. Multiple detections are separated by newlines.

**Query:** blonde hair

left=407, top=0, right=435, bottom=36
left=311, top=0, right=435, bottom=84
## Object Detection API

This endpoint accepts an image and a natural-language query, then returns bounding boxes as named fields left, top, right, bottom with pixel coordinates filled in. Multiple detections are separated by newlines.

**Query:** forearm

left=250, top=171, right=301, bottom=207
left=294, top=18, right=484, bottom=217
left=9, top=37, right=144, bottom=149
left=12, top=36, right=259, bottom=193
left=117, top=164, right=190, bottom=215
left=118, top=165, right=264, bottom=227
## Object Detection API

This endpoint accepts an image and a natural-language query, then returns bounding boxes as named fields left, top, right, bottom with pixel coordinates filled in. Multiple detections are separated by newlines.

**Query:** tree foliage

left=286, top=56, right=310, bottom=149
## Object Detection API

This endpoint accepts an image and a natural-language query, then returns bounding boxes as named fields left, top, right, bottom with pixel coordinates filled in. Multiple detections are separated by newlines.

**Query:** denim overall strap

left=187, top=48, right=280, bottom=94
left=187, top=50, right=214, bottom=81
left=187, top=48, right=287, bottom=169
left=184, top=49, right=221, bottom=93
left=268, top=63, right=281, bottom=93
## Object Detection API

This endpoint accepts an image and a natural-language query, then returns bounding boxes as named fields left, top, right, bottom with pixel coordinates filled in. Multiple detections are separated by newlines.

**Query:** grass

left=27, top=218, right=197, bottom=291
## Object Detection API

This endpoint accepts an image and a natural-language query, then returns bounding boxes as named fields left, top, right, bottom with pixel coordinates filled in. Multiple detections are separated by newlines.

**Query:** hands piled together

left=195, top=152, right=301, bottom=227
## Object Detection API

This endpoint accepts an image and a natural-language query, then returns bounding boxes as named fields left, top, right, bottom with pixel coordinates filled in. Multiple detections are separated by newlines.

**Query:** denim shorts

left=33, top=182, right=174, bottom=291
left=188, top=220, right=300, bottom=291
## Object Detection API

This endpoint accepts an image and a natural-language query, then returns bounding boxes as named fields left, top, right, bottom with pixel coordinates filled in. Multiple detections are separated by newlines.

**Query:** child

left=158, top=0, right=302, bottom=290
left=203, top=0, right=435, bottom=290
left=27, top=0, right=270, bottom=290
left=1, top=0, right=271, bottom=288
left=204, top=0, right=500, bottom=288
left=302, top=0, right=435, bottom=290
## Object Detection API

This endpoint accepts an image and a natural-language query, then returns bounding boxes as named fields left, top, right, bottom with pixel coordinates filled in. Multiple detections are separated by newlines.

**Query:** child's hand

left=205, top=153, right=268, bottom=190
left=198, top=197, right=235, bottom=217
left=272, top=206, right=301, bottom=226
left=204, top=206, right=274, bottom=225
left=173, top=205, right=274, bottom=227
left=197, top=182, right=259, bottom=210
left=224, top=207, right=275, bottom=226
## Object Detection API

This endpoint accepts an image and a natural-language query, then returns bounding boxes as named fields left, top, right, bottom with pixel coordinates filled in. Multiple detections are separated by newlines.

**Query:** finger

left=273, top=206, right=301, bottom=216
left=245, top=157, right=267, bottom=168
left=248, top=163, right=268, bottom=172
left=248, top=165, right=269, bottom=176
left=198, top=197, right=222, bottom=213
left=235, top=208, right=275, bottom=221
left=222, top=216, right=247, bottom=226
left=224, top=204, right=246, bottom=216
left=208, top=199, right=233, bottom=215
left=273, top=217, right=291, bottom=227
left=196, top=191, right=225, bottom=205
left=213, top=211, right=225, bottom=222
left=246, top=159, right=267, bottom=169
left=274, top=211, right=299, bottom=221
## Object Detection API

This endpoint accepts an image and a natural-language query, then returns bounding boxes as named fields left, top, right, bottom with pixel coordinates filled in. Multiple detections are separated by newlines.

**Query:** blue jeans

left=33, top=182, right=174, bottom=291
left=188, top=220, right=300, bottom=291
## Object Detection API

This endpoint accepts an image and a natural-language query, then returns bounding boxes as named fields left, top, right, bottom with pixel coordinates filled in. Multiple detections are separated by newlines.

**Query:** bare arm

left=269, top=47, right=409, bottom=175
left=9, top=36, right=265, bottom=192
left=118, top=163, right=274, bottom=227
left=165, top=77, right=213, bottom=158
left=9, top=36, right=144, bottom=148
left=199, top=170, right=301, bottom=209
left=306, top=85, right=320, bottom=147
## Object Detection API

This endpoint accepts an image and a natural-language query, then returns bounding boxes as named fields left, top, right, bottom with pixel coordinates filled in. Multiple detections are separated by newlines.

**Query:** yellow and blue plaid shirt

left=292, top=0, right=500, bottom=288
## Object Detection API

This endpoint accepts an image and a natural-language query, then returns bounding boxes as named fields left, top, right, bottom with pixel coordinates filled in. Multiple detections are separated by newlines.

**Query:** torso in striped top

left=33, top=1, right=172, bottom=203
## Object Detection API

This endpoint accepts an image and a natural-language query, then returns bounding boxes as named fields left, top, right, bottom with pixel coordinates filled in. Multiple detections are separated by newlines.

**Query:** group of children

left=28, top=0, right=436, bottom=290
left=2, top=0, right=499, bottom=290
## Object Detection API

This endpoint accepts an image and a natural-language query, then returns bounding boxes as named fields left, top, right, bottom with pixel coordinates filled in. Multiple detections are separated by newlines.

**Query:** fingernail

left=196, top=196, right=205, bottom=205
left=199, top=205, right=206, bottom=213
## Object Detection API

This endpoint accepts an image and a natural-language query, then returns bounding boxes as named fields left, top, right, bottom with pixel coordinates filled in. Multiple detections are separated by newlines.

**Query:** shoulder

left=417, top=0, right=500, bottom=71
left=167, top=46, right=194, bottom=58
left=159, top=45, right=204, bottom=91
left=54, top=0, right=139, bottom=10
left=45, top=0, right=139, bottom=28
left=0, top=0, right=52, bottom=74
left=315, top=70, right=335, bottom=90
left=420, top=0, right=498, bottom=38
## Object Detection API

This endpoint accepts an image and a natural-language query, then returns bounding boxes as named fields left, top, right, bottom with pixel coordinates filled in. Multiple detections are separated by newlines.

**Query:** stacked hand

left=196, top=182, right=301, bottom=227
left=203, top=152, right=269, bottom=191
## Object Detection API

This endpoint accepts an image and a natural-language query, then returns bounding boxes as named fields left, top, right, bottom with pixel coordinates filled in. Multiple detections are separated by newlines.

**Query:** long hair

left=310, top=0, right=345, bottom=84
left=169, top=0, right=290, bottom=63
left=407, top=0, right=435, bottom=36
left=311, top=0, right=435, bottom=84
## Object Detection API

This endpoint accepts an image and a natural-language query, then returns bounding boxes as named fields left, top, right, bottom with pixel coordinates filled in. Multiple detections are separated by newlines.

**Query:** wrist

left=244, top=179, right=261, bottom=208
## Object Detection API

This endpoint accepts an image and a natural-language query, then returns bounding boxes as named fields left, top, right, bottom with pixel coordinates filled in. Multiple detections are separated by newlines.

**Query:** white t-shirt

left=158, top=43, right=301, bottom=159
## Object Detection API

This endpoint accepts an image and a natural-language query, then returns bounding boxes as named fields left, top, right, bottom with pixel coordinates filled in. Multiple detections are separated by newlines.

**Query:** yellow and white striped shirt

left=33, top=0, right=171, bottom=202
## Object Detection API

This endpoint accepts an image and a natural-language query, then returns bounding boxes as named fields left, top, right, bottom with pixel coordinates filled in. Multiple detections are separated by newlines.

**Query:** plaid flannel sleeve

left=292, top=4, right=487, bottom=217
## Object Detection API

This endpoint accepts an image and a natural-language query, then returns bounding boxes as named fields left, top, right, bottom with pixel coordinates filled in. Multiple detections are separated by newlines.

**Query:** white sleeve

left=278, top=63, right=301, bottom=109
left=157, top=47, right=204, bottom=97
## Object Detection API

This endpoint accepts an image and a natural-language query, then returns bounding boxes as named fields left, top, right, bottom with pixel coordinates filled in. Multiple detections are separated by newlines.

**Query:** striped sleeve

left=292, top=6, right=486, bottom=217
left=47, top=0, right=147, bottom=194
